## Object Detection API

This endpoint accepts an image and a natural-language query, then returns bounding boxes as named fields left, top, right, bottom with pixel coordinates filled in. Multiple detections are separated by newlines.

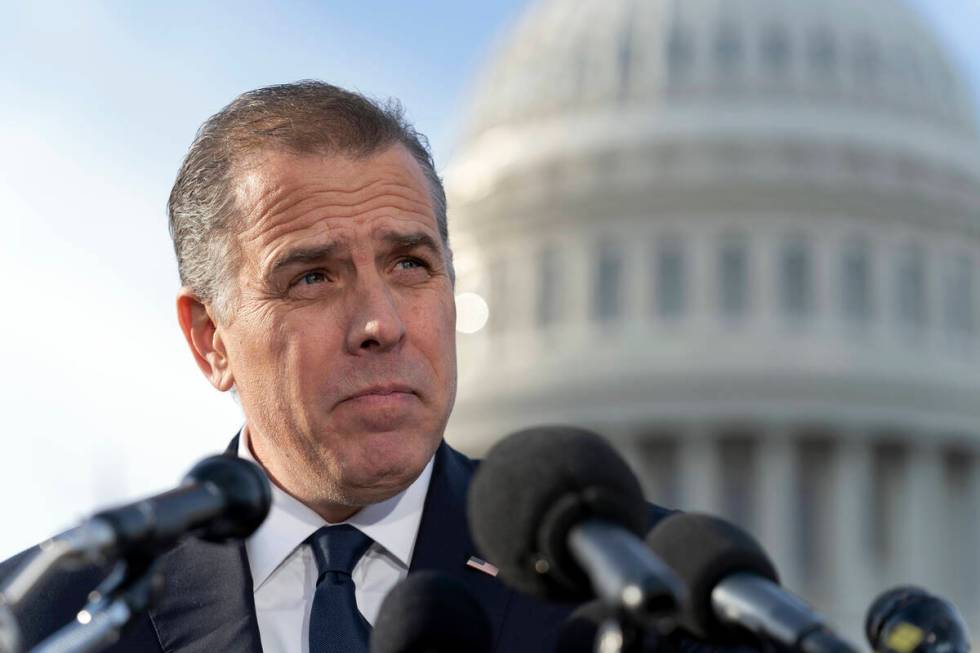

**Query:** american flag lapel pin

left=466, top=556, right=499, bottom=577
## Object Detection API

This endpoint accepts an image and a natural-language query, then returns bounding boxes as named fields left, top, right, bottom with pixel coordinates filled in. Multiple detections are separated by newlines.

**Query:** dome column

left=825, top=435, right=874, bottom=631
left=969, top=449, right=980, bottom=632
left=897, top=439, right=945, bottom=586
left=678, top=424, right=721, bottom=514
left=605, top=424, right=655, bottom=498
left=757, top=425, right=802, bottom=592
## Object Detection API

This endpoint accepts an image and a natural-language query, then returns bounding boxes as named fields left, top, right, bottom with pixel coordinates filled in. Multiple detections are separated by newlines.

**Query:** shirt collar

left=238, top=426, right=435, bottom=590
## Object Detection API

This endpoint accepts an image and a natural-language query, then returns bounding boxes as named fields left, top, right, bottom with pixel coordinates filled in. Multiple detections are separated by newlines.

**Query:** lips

left=345, top=383, right=417, bottom=402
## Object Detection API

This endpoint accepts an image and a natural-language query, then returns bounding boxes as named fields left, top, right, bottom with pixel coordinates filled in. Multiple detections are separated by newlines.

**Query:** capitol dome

left=463, top=0, right=976, bottom=138
left=444, top=0, right=980, bottom=639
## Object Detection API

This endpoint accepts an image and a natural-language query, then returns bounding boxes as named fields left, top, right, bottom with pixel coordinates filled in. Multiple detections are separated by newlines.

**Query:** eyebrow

left=267, top=231, right=443, bottom=277
left=379, top=230, right=443, bottom=257
left=268, top=243, right=340, bottom=276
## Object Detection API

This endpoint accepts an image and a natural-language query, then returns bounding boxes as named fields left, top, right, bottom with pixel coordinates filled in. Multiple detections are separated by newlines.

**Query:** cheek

left=229, top=312, right=334, bottom=395
left=415, top=299, right=456, bottom=367
left=223, top=320, right=275, bottom=382
left=285, top=318, right=346, bottom=391
left=429, top=304, right=458, bottom=406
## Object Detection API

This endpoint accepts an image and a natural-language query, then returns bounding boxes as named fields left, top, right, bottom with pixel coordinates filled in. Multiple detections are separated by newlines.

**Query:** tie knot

left=308, top=525, right=373, bottom=577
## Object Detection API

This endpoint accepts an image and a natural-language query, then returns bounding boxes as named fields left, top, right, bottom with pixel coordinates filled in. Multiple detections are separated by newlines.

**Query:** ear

left=176, top=288, right=236, bottom=392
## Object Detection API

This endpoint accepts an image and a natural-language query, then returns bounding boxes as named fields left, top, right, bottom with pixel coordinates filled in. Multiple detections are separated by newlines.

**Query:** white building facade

left=444, top=0, right=980, bottom=639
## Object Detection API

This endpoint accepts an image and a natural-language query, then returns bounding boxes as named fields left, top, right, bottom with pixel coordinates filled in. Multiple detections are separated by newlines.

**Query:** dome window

left=667, top=24, right=695, bottom=83
left=854, top=35, right=881, bottom=85
left=718, top=235, right=750, bottom=319
left=655, top=236, right=687, bottom=319
left=841, top=237, right=874, bottom=324
left=761, top=25, right=792, bottom=76
left=594, top=240, right=624, bottom=322
left=895, top=243, right=928, bottom=329
left=536, top=244, right=561, bottom=327
left=714, top=22, right=743, bottom=77
left=780, top=237, right=813, bottom=320
left=807, top=27, right=837, bottom=78
left=618, top=27, right=635, bottom=100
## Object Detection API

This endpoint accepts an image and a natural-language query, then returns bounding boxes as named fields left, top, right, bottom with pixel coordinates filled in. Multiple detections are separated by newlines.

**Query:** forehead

left=232, top=144, right=437, bottom=255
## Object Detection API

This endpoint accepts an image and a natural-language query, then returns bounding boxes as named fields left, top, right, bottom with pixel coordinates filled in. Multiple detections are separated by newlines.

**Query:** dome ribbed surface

left=461, top=0, right=976, bottom=142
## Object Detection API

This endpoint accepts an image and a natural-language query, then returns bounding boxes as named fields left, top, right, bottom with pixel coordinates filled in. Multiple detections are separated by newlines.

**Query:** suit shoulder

left=439, top=441, right=479, bottom=475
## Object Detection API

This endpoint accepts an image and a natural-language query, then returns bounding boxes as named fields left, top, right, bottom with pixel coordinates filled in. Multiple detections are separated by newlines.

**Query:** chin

left=340, top=470, right=416, bottom=507
left=339, top=435, right=438, bottom=500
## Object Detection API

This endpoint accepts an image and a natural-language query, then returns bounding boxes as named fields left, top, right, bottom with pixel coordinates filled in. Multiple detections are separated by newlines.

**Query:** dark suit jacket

left=0, top=440, right=675, bottom=653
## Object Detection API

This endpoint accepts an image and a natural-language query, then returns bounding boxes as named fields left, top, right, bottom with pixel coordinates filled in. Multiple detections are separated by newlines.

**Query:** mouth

left=344, top=384, right=418, bottom=402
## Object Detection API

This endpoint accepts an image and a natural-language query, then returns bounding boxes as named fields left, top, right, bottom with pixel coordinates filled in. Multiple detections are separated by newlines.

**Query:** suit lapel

left=146, top=530, right=263, bottom=653
left=410, top=442, right=514, bottom=643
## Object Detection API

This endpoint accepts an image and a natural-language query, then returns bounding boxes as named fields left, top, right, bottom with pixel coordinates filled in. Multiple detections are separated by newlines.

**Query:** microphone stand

left=593, top=614, right=658, bottom=653
left=0, top=521, right=119, bottom=653
left=595, top=619, right=629, bottom=653
left=30, top=558, right=162, bottom=653
left=0, top=600, right=23, bottom=653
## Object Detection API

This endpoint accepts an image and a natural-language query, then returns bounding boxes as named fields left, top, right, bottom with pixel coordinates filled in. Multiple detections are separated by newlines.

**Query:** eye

left=396, top=258, right=425, bottom=270
left=297, top=271, right=327, bottom=286
left=391, top=257, right=433, bottom=282
left=285, top=268, right=333, bottom=298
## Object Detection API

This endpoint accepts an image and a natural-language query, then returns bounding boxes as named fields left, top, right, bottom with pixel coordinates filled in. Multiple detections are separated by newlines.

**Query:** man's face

left=215, top=145, right=456, bottom=514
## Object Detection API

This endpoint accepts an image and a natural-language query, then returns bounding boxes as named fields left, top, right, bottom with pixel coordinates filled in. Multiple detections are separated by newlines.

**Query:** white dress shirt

left=238, top=429, right=435, bottom=653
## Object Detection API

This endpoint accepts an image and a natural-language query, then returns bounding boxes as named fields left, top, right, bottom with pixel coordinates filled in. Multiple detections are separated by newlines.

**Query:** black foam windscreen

left=645, top=513, right=779, bottom=642
left=370, top=571, right=493, bottom=653
left=183, top=455, right=272, bottom=541
left=866, top=587, right=924, bottom=648
left=865, top=586, right=970, bottom=653
left=467, top=425, right=647, bottom=601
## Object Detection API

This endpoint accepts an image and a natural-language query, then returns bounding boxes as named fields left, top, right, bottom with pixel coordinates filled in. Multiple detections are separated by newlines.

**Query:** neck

left=242, top=425, right=362, bottom=524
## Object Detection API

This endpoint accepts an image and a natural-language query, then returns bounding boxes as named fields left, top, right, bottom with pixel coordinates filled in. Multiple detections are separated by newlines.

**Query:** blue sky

left=906, top=0, right=980, bottom=111
left=0, top=0, right=977, bottom=558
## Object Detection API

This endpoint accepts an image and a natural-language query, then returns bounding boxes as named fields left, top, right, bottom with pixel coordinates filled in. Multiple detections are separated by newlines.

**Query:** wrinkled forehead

left=227, top=145, right=441, bottom=269
left=231, top=143, right=432, bottom=221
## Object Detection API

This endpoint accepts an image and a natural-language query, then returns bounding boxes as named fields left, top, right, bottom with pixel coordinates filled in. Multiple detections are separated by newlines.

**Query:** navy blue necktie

left=308, top=525, right=374, bottom=653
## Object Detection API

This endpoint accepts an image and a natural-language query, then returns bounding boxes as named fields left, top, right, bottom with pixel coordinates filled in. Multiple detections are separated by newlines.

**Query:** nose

left=344, top=273, right=406, bottom=354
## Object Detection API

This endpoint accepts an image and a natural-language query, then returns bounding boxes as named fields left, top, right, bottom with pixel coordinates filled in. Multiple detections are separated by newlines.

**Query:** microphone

left=85, top=454, right=272, bottom=554
left=0, top=455, right=271, bottom=608
left=865, top=586, right=970, bottom=653
left=370, top=571, right=493, bottom=653
left=467, top=425, right=684, bottom=627
left=645, top=513, right=857, bottom=653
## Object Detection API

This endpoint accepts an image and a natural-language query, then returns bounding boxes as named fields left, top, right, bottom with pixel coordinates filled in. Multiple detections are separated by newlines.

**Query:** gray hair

left=167, top=80, right=449, bottom=320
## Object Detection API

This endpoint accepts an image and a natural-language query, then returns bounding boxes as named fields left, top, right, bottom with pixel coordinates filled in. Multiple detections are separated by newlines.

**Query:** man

left=0, top=81, right=672, bottom=652
left=0, top=81, right=578, bottom=653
